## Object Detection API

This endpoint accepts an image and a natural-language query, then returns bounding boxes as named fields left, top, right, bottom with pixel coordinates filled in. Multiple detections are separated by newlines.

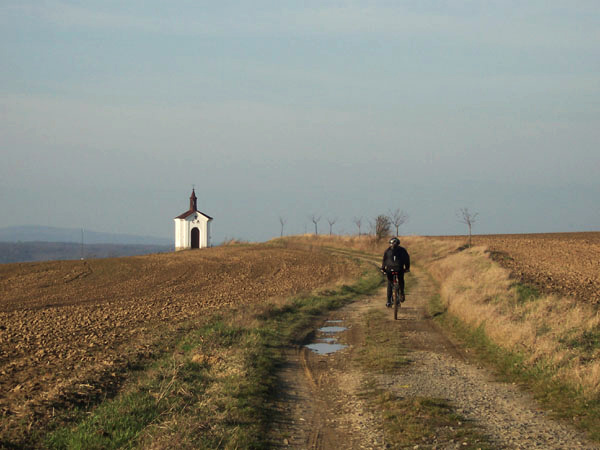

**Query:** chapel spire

left=189, top=188, right=197, bottom=211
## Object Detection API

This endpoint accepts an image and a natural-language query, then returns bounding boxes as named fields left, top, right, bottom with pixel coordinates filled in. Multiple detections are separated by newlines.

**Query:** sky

left=2, top=1, right=599, bottom=243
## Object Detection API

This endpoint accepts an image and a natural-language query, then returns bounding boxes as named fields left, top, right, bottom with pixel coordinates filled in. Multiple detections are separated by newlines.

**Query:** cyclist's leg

left=386, top=272, right=393, bottom=306
left=399, top=275, right=406, bottom=302
left=393, top=276, right=400, bottom=319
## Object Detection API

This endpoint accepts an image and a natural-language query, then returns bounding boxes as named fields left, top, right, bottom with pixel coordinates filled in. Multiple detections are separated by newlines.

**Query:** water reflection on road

left=304, top=321, right=348, bottom=355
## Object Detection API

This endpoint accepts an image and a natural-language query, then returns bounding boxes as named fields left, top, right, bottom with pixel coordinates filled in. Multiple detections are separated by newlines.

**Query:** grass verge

left=44, top=268, right=382, bottom=449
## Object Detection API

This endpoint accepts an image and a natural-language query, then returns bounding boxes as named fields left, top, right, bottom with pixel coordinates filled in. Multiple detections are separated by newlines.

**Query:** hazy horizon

left=2, top=2, right=599, bottom=243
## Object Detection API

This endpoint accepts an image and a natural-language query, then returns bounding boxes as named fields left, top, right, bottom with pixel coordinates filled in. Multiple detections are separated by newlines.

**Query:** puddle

left=319, top=326, right=347, bottom=333
left=304, top=321, right=348, bottom=355
left=305, top=342, right=348, bottom=355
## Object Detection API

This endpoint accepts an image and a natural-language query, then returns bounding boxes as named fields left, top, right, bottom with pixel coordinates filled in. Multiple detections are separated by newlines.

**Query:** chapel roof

left=175, top=209, right=213, bottom=220
left=174, top=189, right=213, bottom=220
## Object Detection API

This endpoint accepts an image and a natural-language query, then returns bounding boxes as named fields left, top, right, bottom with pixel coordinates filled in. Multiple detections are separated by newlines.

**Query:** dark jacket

left=382, top=246, right=410, bottom=272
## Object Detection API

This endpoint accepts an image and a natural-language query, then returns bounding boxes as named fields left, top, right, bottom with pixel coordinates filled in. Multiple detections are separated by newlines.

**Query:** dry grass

left=433, top=232, right=600, bottom=303
left=271, top=234, right=390, bottom=254
left=219, top=237, right=250, bottom=246
left=411, top=238, right=600, bottom=397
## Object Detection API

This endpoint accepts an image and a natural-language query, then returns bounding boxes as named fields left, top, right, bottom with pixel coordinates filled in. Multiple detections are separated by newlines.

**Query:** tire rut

left=270, top=302, right=384, bottom=449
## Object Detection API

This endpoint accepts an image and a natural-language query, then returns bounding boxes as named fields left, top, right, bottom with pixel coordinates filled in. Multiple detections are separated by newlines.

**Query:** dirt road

left=271, top=266, right=597, bottom=449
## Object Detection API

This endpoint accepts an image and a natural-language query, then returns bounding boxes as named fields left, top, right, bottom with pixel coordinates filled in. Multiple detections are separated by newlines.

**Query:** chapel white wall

left=174, top=215, right=211, bottom=250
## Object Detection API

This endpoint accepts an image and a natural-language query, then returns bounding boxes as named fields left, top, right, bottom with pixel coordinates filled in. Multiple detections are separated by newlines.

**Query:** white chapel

left=174, top=189, right=213, bottom=250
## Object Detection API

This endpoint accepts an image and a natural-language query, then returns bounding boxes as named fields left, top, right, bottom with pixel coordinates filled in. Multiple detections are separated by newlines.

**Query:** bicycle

left=390, top=270, right=404, bottom=320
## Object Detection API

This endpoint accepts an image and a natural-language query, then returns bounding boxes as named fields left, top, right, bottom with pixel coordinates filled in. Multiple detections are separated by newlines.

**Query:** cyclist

left=381, top=237, right=410, bottom=307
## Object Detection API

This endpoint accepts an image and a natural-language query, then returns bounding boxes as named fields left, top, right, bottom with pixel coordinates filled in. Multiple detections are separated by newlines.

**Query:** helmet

left=389, top=237, right=400, bottom=246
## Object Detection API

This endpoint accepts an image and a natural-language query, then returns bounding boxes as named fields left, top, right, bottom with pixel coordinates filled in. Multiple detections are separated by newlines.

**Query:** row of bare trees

left=368, top=209, right=410, bottom=240
left=279, top=207, right=478, bottom=246
left=278, top=209, right=410, bottom=238
left=308, top=214, right=339, bottom=235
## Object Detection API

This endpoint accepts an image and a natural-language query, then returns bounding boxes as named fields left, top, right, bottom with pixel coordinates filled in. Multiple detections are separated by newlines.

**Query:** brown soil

left=0, top=243, right=362, bottom=443
left=433, top=232, right=600, bottom=303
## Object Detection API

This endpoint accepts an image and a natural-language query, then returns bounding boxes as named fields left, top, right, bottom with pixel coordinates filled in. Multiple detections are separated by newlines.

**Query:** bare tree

left=352, top=216, right=363, bottom=236
left=388, top=209, right=409, bottom=236
left=327, top=217, right=338, bottom=235
left=278, top=216, right=287, bottom=237
left=457, top=207, right=478, bottom=248
left=309, top=214, right=321, bottom=235
left=373, top=214, right=391, bottom=240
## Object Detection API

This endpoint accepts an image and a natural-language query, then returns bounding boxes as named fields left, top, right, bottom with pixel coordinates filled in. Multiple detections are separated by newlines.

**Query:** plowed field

left=434, top=232, right=600, bottom=303
left=0, top=243, right=362, bottom=442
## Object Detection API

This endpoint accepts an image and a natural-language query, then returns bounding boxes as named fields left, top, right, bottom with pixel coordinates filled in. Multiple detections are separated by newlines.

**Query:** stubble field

left=433, top=232, right=600, bottom=303
left=0, top=242, right=362, bottom=442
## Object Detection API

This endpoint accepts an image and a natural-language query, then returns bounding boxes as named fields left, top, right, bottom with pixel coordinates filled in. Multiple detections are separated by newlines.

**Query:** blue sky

left=2, top=1, right=599, bottom=242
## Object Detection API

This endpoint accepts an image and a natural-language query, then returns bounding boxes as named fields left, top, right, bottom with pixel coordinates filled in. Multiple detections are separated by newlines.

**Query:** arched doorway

left=191, top=227, right=200, bottom=249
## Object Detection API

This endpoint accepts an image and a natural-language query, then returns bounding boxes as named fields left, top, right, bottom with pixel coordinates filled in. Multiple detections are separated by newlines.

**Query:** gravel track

left=383, top=267, right=597, bottom=449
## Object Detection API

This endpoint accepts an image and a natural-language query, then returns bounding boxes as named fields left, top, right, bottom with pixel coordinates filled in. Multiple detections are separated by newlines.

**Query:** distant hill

left=0, top=225, right=171, bottom=246
left=0, top=226, right=173, bottom=263
left=0, top=241, right=172, bottom=263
